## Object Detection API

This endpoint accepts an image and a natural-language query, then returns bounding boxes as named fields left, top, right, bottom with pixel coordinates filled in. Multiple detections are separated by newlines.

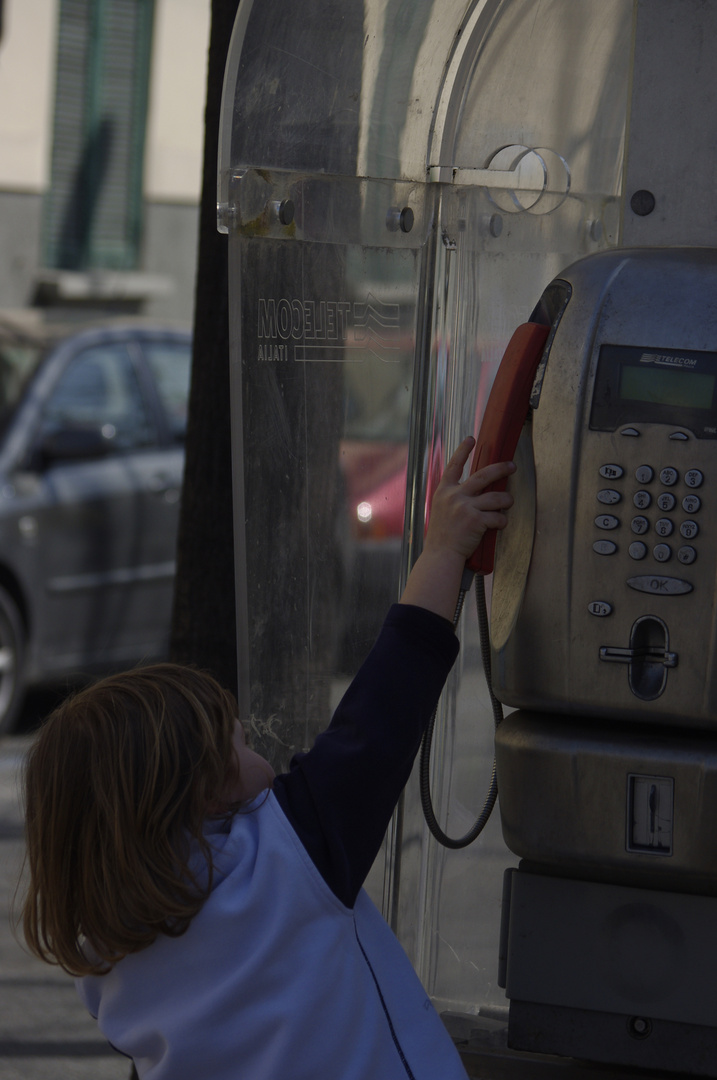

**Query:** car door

left=129, top=334, right=191, bottom=567
left=30, top=338, right=178, bottom=671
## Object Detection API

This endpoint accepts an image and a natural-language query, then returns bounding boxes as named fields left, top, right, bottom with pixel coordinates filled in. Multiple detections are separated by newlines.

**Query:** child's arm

left=399, top=436, right=515, bottom=620
left=273, top=437, right=517, bottom=906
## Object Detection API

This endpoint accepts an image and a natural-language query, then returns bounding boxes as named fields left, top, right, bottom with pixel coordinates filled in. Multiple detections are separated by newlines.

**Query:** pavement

left=0, top=693, right=132, bottom=1080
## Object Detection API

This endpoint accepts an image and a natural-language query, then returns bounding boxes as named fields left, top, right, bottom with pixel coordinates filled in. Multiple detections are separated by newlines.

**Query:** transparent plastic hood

left=219, top=0, right=632, bottom=226
left=218, top=0, right=472, bottom=213
left=221, top=0, right=635, bottom=1028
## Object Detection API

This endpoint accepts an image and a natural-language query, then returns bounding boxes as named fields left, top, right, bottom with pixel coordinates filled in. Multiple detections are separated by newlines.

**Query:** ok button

left=595, top=514, right=619, bottom=530
left=627, top=575, right=693, bottom=596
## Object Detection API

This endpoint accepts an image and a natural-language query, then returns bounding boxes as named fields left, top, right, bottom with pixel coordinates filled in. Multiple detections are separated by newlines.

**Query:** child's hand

left=425, top=436, right=515, bottom=562
left=399, top=437, right=515, bottom=620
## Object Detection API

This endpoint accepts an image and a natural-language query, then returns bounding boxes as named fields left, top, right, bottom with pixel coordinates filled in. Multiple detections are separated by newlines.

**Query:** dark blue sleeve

left=272, top=604, right=459, bottom=907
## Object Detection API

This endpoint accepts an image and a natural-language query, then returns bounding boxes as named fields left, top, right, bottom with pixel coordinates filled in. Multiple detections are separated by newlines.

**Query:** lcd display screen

left=619, top=364, right=716, bottom=410
left=590, top=343, right=717, bottom=438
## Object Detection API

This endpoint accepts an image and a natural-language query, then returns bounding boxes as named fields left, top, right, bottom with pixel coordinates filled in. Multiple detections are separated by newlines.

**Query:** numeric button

left=633, top=490, right=651, bottom=509
left=631, top=516, right=649, bottom=535
left=685, top=469, right=704, bottom=488
left=658, top=492, right=676, bottom=511
left=660, top=467, right=678, bottom=486
left=680, top=520, right=699, bottom=540
left=683, top=495, right=701, bottom=513
left=635, top=465, right=653, bottom=484
left=655, top=518, right=673, bottom=537
left=654, top=544, right=672, bottom=563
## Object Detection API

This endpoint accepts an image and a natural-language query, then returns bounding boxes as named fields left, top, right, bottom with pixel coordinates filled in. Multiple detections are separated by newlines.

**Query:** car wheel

left=0, top=585, right=25, bottom=735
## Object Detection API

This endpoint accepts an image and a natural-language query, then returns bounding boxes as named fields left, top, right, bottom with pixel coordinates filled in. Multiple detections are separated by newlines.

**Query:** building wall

left=0, top=0, right=210, bottom=321
left=0, top=0, right=57, bottom=193
left=142, top=199, right=201, bottom=321
left=0, top=191, right=43, bottom=308
left=145, top=0, right=209, bottom=204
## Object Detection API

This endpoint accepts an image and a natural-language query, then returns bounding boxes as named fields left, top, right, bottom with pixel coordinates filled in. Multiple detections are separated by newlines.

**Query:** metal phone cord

left=419, top=571, right=504, bottom=848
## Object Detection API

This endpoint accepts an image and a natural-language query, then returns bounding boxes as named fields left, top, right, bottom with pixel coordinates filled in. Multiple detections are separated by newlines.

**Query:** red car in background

left=337, top=349, right=499, bottom=668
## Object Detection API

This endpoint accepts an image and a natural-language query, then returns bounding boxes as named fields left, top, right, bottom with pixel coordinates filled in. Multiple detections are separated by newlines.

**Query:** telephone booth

left=219, top=1, right=717, bottom=1074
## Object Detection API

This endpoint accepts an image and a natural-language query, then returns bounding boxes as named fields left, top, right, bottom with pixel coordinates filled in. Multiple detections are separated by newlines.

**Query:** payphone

left=490, top=247, right=717, bottom=1074
left=491, top=248, right=717, bottom=730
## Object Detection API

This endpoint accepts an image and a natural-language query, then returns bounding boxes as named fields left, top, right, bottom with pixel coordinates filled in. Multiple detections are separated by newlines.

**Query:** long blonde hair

left=21, top=663, right=239, bottom=977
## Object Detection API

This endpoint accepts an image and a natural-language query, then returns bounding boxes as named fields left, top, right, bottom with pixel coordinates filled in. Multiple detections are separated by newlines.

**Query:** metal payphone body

left=492, top=248, right=717, bottom=730
left=493, top=250, right=717, bottom=1073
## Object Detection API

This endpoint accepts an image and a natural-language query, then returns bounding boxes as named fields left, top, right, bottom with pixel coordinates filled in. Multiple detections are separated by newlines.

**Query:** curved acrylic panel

left=218, top=0, right=478, bottom=204
left=433, top=0, right=632, bottom=198
left=223, top=0, right=635, bottom=1031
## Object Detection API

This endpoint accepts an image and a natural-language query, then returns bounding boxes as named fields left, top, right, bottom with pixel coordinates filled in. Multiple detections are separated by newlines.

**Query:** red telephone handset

left=466, top=321, right=550, bottom=575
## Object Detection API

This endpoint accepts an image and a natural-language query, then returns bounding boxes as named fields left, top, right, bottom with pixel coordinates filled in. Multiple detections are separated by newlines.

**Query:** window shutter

left=44, top=0, right=155, bottom=271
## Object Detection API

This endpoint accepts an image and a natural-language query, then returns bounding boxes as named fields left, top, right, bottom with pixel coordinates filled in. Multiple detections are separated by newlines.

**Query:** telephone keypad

left=596, top=458, right=705, bottom=568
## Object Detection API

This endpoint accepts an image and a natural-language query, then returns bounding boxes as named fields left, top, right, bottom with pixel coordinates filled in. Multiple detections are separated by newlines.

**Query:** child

left=21, top=438, right=515, bottom=1080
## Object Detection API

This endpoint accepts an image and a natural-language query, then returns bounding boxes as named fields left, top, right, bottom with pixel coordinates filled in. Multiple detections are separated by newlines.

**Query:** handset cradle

left=466, top=322, right=550, bottom=575
left=421, top=320, right=550, bottom=850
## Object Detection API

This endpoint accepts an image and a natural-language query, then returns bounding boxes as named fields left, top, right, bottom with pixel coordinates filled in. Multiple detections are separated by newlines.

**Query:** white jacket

left=78, top=792, right=467, bottom=1078
left=77, top=605, right=467, bottom=1079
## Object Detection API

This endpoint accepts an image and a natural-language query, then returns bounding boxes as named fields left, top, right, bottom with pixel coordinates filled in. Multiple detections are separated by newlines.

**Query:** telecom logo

left=257, top=294, right=401, bottom=363
left=639, top=351, right=698, bottom=369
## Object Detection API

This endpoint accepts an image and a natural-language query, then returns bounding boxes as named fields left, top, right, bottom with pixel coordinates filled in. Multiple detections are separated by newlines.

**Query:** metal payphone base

left=446, top=1011, right=704, bottom=1079
left=508, top=1001, right=717, bottom=1078
left=500, top=867, right=717, bottom=1077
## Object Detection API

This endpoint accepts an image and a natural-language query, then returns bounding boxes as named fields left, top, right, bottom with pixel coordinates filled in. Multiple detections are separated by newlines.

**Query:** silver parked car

left=0, top=313, right=192, bottom=732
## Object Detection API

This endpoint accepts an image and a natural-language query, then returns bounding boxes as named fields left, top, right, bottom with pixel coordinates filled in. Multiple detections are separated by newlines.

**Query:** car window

left=142, top=340, right=191, bottom=443
left=42, top=343, right=157, bottom=451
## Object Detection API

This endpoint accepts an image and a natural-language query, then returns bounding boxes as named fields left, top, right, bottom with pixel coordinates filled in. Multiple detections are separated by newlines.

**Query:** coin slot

left=600, top=615, right=677, bottom=699
left=629, top=616, right=674, bottom=700
left=627, top=775, right=673, bottom=855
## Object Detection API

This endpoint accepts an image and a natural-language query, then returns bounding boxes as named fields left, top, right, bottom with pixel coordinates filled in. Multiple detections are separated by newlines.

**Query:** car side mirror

left=36, top=426, right=114, bottom=467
